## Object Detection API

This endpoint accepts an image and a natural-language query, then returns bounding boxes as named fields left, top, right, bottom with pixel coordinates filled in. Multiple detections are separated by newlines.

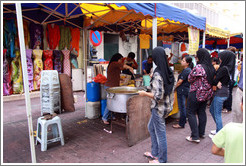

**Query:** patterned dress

left=11, top=50, right=23, bottom=94
left=62, top=50, right=71, bottom=77
left=29, top=22, right=43, bottom=49
left=53, top=50, right=63, bottom=74
left=26, top=49, right=34, bottom=91
left=3, top=49, right=12, bottom=95
left=43, top=50, right=53, bottom=70
left=33, top=49, right=43, bottom=90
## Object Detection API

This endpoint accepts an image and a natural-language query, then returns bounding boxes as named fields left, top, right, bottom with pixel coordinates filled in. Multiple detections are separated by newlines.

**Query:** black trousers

left=223, top=79, right=234, bottom=111
left=186, top=91, right=208, bottom=140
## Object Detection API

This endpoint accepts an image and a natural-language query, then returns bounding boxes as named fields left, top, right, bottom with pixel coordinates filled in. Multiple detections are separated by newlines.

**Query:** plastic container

left=85, top=101, right=100, bottom=119
left=86, top=82, right=100, bottom=102
left=143, top=75, right=151, bottom=86
left=100, top=99, right=107, bottom=116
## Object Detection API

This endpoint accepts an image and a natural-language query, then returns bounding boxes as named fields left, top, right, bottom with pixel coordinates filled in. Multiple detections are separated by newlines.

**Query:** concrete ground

left=2, top=88, right=238, bottom=164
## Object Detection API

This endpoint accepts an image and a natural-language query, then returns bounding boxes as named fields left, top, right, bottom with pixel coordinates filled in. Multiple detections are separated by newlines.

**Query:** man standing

left=122, top=52, right=138, bottom=79
left=142, top=55, right=153, bottom=75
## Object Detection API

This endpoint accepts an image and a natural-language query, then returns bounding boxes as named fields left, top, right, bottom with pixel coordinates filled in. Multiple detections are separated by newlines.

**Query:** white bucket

left=85, top=101, right=100, bottom=119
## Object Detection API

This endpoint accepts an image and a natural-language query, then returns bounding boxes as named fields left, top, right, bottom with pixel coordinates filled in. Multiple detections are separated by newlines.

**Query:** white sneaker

left=209, top=134, right=214, bottom=139
left=210, top=130, right=216, bottom=135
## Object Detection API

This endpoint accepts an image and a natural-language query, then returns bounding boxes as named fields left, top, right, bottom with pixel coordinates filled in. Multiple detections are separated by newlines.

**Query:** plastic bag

left=93, top=74, right=107, bottom=84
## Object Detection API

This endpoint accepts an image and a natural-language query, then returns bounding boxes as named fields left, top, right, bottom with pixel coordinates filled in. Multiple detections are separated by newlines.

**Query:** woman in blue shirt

left=172, top=56, right=193, bottom=129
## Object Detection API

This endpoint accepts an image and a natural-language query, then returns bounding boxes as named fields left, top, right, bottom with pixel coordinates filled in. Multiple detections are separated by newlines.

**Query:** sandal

left=149, top=159, right=159, bottom=163
left=186, top=136, right=200, bottom=143
left=172, top=124, right=184, bottom=129
left=143, top=152, right=158, bottom=160
left=103, top=120, right=110, bottom=125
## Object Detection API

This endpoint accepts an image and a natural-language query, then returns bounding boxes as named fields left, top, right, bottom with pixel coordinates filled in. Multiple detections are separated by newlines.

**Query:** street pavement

left=2, top=88, right=239, bottom=164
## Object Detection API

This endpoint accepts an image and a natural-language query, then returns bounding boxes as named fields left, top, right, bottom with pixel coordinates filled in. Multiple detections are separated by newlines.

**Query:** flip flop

left=149, top=159, right=159, bottom=163
left=172, top=124, right=183, bottom=129
left=186, top=136, right=200, bottom=143
left=143, top=152, right=158, bottom=160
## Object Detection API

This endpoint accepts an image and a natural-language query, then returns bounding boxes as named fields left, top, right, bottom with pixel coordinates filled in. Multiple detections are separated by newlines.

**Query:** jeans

left=186, top=91, right=208, bottom=140
left=177, top=94, right=188, bottom=127
left=209, top=96, right=228, bottom=132
left=223, top=79, right=234, bottom=111
left=148, top=108, right=167, bottom=163
left=102, top=85, right=111, bottom=121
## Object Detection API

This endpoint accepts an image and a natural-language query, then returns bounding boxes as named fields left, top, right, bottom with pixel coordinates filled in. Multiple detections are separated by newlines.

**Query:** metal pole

left=83, top=29, right=87, bottom=113
left=15, top=3, right=36, bottom=163
left=227, top=38, right=230, bottom=48
left=152, top=17, right=157, bottom=70
left=139, top=49, right=142, bottom=75
left=202, top=31, right=206, bottom=48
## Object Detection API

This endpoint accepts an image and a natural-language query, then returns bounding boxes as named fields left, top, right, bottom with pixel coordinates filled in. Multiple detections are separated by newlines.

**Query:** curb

left=3, top=91, right=40, bottom=102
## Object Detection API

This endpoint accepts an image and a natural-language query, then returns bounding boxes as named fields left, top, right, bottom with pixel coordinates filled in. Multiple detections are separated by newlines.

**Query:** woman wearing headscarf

left=186, top=48, right=215, bottom=143
left=209, top=51, right=232, bottom=138
left=138, top=47, right=175, bottom=163
left=102, top=53, right=134, bottom=124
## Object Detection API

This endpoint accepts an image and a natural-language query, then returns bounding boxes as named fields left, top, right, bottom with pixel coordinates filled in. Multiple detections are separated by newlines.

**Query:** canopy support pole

left=152, top=17, right=157, bottom=69
left=139, top=49, right=142, bottom=75
left=202, top=31, right=206, bottom=48
left=83, top=29, right=87, bottom=114
left=15, top=3, right=36, bottom=163
left=227, top=38, right=230, bottom=48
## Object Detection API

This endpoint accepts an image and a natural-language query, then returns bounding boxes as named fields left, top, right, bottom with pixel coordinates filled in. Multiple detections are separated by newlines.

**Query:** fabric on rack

left=11, top=50, right=23, bottom=94
left=26, top=49, right=34, bottom=91
left=70, top=49, right=78, bottom=68
left=70, top=28, right=80, bottom=56
left=3, top=19, right=17, bottom=58
left=29, top=22, right=43, bottom=49
left=33, top=49, right=43, bottom=90
left=62, top=50, right=71, bottom=77
left=43, top=50, right=53, bottom=70
left=53, top=50, right=63, bottom=74
left=23, top=20, right=30, bottom=48
left=59, top=26, right=71, bottom=50
left=3, top=49, right=13, bottom=95
left=46, top=24, right=60, bottom=49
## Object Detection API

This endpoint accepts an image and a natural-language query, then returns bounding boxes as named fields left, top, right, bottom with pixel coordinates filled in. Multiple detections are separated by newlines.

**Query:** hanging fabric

left=70, top=27, right=80, bottom=56
left=3, top=49, right=13, bottom=95
left=3, top=19, right=17, bottom=58
left=59, top=26, right=71, bottom=50
left=29, top=22, right=43, bottom=49
left=139, top=34, right=151, bottom=49
left=26, top=49, right=34, bottom=91
left=23, top=20, right=30, bottom=48
left=70, top=49, right=78, bottom=69
left=43, top=50, right=54, bottom=70
left=33, top=49, right=43, bottom=90
left=62, top=49, right=71, bottom=77
left=53, top=50, right=63, bottom=74
left=11, top=50, right=23, bottom=94
left=46, top=24, right=61, bottom=49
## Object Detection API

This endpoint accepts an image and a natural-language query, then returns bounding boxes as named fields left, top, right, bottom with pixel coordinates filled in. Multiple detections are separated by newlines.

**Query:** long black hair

left=108, top=53, right=123, bottom=69
left=183, top=56, right=194, bottom=69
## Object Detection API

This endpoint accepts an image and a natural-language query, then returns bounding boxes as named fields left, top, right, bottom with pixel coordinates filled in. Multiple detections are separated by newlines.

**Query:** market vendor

left=102, top=53, right=134, bottom=124
left=122, top=52, right=138, bottom=79
left=142, top=55, right=153, bottom=75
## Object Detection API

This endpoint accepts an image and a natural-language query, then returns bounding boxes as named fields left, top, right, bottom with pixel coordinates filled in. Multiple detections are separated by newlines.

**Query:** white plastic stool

left=36, top=116, right=64, bottom=151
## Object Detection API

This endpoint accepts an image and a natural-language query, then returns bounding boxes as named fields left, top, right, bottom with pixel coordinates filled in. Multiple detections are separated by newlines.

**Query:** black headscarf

left=108, top=53, right=123, bottom=69
left=218, top=50, right=236, bottom=78
left=152, top=47, right=174, bottom=95
left=196, top=48, right=215, bottom=85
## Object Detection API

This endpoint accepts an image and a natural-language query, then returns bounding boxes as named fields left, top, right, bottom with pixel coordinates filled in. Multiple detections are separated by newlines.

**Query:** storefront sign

left=90, top=30, right=102, bottom=46
left=188, top=27, right=200, bottom=55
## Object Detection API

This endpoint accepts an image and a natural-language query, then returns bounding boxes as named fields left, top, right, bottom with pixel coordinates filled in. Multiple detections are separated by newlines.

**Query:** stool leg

left=52, top=123, right=58, bottom=138
left=36, top=121, right=40, bottom=145
left=41, top=123, right=48, bottom=151
left=57, top=121, right=64, bottom=146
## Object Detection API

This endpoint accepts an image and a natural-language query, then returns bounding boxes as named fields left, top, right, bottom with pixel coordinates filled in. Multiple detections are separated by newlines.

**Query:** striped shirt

left=150, top=72, right=174, bottom=118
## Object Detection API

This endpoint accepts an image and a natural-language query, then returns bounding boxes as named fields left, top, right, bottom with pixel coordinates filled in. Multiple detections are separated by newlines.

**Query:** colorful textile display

left=26, top=49, right=34, bottom=91
left=62, top=49, right=71, bottom=77
left=70, top=49, right=78, bottom=68
left=53, top=50, right=63, bottom=74
left=29, top=22, right=43, bottom=49
left=3, top=19, right=17, bottom=58
left=59, top=26, right=71, bottom=50
left=33, top=49, right=43, bottom=90
left=70, top=28, right=80, bottom=55
left=11, top=50, right=23, bottom=94
left=46, top=24, right=60, bottom=49
left=23, top=20, right=30, bottom=48
left=3, top=49, right=13, bottom=95
left=43, top=50, right=53, bottom=70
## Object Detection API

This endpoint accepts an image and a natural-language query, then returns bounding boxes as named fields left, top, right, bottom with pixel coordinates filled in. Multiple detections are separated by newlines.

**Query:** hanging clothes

left=53, top=50, right=63, bottom=74
left=46, top=24, right=60, bottom=49
left=3, top=49, right=13, bottom=96
left=62, top=49, right=71, bottom=77
left=3, top=19, right=17, bottom=58
left=29, top=22, right=43, bottom=49
left=181, top=43, right=186, bottom=52
left=139, top=34, right=151, bottom=49
left=23, top=20, right=30, bottom=48
left=70, top=28, right=80, bottom=55
left=33, top=49, right=43, bottom=90
left=70, top=49, right=78, bottom=69
left=11, top=50, right=23, bottom=94
left=43, top=50, right=53, bottom=70
left=59, top=26, right=71, bottom=50
left=26, top=49, right=34, bottom=91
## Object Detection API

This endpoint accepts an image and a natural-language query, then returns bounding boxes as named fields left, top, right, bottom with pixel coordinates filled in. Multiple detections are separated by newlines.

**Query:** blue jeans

left=102, top=86, right=110, bottom=121
left=148, top=108, right=167, bottom=163
left=209, top=96, right=228, bottom=132
left=177, top=94, right=188, bottom=127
